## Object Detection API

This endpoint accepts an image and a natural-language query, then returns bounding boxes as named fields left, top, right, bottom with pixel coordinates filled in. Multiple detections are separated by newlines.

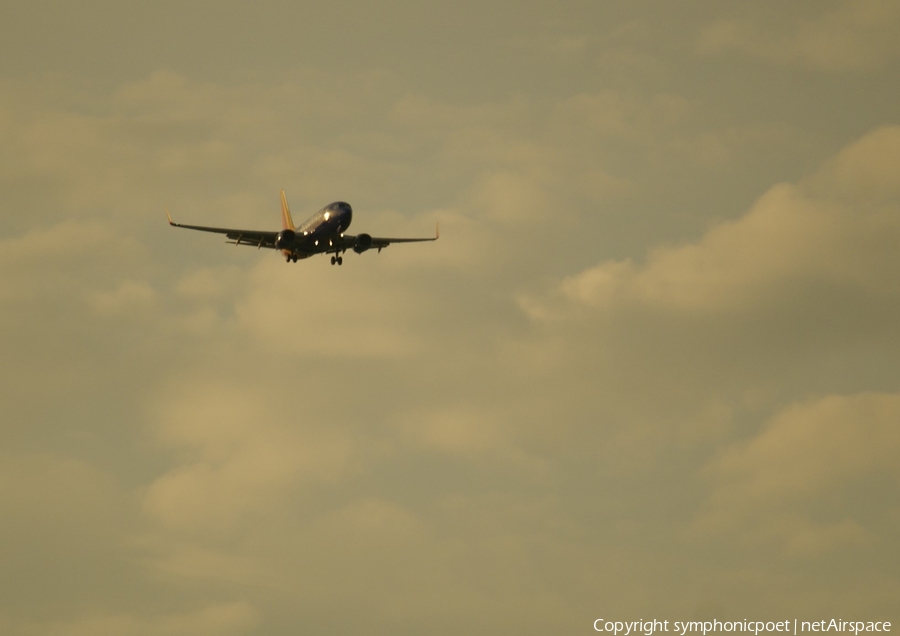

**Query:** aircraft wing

left=371, top=236, right=438, bottom=245
left=166, top=210, right=279, bottom=249
left=343, top=223, right=439, bottom=253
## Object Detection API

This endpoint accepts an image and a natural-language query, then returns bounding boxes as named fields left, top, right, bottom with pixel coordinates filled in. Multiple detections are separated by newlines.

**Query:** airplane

left=166, top=190, right=438, bottom=265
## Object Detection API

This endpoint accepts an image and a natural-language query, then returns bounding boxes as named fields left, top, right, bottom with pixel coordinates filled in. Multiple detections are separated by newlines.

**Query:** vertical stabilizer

left=280, top=190, right=295, bottom=230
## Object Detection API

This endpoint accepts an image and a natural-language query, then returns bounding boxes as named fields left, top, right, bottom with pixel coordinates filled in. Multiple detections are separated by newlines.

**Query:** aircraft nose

left=338, top=202, right=352, bottom=226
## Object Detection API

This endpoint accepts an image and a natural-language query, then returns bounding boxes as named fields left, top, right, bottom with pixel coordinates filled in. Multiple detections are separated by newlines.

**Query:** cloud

left=552, top=91, right=689, bottom=144
left=506, top=125, right=900, bottom=464
left=469, top=170, right=554, bottom=222
left=89, top=280, right=158, bottom=316
left=693, top=392, right=900, bottom=556
left=820, top=125, right=900, bottom=201
left=394, top=404, right=550, bottom=479
left=698, top=0, right=900, bottom=71
left=232, top=258, right=430, bottom=358
left=551, top=126, right=900, bottom=314
left=0, top=220, right=133, bottom=298
left=144, top=384, right=352, bottom=535
left=0, top=70, right=403, bottom=222
left=2, top=19, right=899, bottom=629
left=559, top=182, right=847, bottom=312
left=0, top=454, right=137, bottom=620
left=0, top=454, right=125, bottom=539
left=33, top=602, right=257, bottom=636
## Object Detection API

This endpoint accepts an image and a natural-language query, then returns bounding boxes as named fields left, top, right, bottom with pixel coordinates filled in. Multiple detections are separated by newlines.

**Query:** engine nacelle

left=275, top=229, right=296, bottom=250
left=353, top=233, right=373, bottom=254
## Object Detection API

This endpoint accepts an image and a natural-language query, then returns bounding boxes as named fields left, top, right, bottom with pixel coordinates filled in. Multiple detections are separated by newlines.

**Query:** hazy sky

left=2, top=1, right=899, bottom=634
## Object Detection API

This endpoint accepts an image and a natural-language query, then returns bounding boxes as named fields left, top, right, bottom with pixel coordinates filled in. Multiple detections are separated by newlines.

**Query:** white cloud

left=560, top=182, right=848, bottom=311
left=89, top=280, right=158, bottom=316
left=2, top=13, right=899, bottom=628
left=312, top=497, right=423, bottom=541
left=552, top=91, right=690, bottom=144
left=403, top=406, right=508, bottom=454
left=698, top=0, right=900, bottom=71
left=144, top=384, right=352, bottom=535
left=395, top=404, right=549, bottom=478
left=552, top=126, right=900, bottom=314
left=469, top=170, right=554, bottom=223
left=233, top=257, right=431, bottom=358
left=35, top=602, right=257, bottom=636
left=0, top=454, right=124, bottom=536
left=694, top=392, right=900, bottom=556
left=820, top=125, right=900, bottom=201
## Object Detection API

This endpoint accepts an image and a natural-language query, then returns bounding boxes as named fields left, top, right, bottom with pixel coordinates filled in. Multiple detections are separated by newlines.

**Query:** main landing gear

left=330, top=255, right=343, bottom=266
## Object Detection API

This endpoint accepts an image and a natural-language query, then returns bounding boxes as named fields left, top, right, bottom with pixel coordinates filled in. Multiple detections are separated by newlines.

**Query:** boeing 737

left=166, top=190, right=438, bottom=265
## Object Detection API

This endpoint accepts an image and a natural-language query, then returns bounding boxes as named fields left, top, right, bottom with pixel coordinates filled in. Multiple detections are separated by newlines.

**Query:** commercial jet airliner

left=166, top=190, right=438, bottom=265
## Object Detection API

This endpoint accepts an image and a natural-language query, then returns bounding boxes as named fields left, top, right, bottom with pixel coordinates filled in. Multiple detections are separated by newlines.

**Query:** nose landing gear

left=330, top=255, right=343, bottom=266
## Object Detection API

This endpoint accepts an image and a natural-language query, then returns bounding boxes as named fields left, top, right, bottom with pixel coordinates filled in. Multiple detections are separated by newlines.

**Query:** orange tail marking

left=280, top=190, right=295, bottom=230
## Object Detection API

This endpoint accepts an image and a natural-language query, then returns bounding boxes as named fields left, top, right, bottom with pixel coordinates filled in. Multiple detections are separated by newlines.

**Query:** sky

left=1, top=1, right=899, bottom=634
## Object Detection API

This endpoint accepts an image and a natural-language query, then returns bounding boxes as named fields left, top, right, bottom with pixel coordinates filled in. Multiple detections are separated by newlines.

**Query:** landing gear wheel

left=330, top=256, right=336, bottom=265
left=337, top=256, right=343, bottom=265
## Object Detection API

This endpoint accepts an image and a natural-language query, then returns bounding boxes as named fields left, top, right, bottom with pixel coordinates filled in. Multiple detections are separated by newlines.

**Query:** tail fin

left=280, top=190, right=295, bottom=230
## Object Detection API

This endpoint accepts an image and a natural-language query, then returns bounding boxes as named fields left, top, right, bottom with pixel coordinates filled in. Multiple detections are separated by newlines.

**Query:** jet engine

left=275, top=229, right=296, bottom=250
left=353, top=233, right=373, bottom=254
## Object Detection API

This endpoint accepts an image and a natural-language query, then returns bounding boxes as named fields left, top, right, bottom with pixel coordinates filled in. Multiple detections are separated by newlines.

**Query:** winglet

left=165, top=207, right=174, bottom=226
left=435, top=221, right=440, bottom=240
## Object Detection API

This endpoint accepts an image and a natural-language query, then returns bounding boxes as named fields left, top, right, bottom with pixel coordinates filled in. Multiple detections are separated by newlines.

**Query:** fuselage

left=283, top=201, right=353, bottom=259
